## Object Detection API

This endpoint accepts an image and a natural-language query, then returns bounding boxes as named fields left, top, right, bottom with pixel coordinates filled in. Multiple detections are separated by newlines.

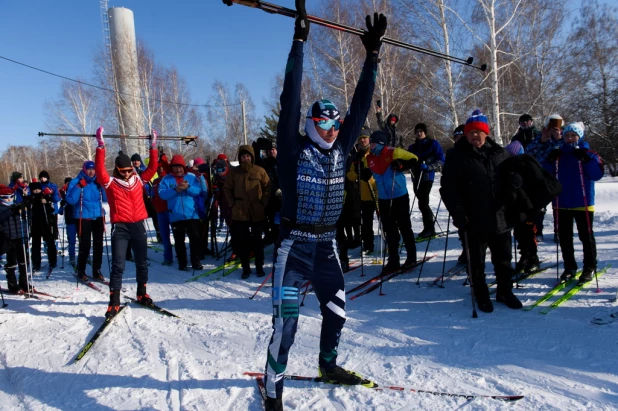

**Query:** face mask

left=370, top=144, right=384, bottom=156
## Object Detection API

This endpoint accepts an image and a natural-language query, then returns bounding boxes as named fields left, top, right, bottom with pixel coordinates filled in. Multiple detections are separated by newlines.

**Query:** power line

left=0, top=54, right=242, bottom=109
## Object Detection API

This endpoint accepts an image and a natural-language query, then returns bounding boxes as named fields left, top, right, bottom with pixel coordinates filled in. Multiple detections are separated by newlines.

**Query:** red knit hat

left=464, top=109, right=490, bottom=135
left=170, top=154, right=186, bottom=167
left=193, top=158, right=205, bottom=166
left=217, top=153, right=227, bottom=161
left=0, top=184, right=13, bottom=196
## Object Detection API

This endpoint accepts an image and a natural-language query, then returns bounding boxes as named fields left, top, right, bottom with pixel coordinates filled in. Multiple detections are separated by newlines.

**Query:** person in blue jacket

left=158, top=154, right=204, bottom=271
left=66, top=161, right=108, bottom=282
left=261, top=2, right=386, bottom=408
left=407, top=123, right=445, bottom=238
left=8, top=172, right=29, bottom=204
left=543, top=122, right=604, bottom=284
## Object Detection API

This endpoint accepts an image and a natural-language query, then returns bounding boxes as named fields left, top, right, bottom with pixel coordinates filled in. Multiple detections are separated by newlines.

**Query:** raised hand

left=150, top=129, right=158, bottom=149
left=95, top=126, right=105, bottom=147
left=361, top=13, right=387, bottom=53
left=294, top=0, right=309, bottom=41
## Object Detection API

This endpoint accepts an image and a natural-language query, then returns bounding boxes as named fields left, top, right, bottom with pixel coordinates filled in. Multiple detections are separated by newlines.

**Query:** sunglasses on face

left=311, top=117, right=343, bottom=131
left=116, top=167, right=133, bottom=174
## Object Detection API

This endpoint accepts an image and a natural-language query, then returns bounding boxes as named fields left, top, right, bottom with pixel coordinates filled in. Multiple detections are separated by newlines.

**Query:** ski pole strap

left=281, top=218, right=336, bottom=235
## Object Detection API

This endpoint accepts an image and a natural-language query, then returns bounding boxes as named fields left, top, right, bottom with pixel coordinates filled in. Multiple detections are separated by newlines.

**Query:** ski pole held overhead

left=222, top=0, right=486, bottom=71
left=38, top=132, right=199, bottom=146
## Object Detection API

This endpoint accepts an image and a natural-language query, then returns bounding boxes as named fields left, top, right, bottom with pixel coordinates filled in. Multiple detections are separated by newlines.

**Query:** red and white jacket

left=95, top=147, right=158, bottom=224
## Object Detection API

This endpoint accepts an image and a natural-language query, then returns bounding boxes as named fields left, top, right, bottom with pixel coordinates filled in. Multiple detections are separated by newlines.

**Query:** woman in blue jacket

left=543, top=122, right=604, bottom=284
left=158, top=154, right=204, bottom=271
left=66, top=161, right=108, bottom=282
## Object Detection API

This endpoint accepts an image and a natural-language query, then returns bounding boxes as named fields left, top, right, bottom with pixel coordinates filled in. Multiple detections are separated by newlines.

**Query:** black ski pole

left=222, top=0, right=487, bottom=70
left=402, top=168, right=424, bottom=254
left=513, top=231, right=519, bottom=288
left=356, top=157, right=365, bottom=277
left=416, top=197, right=442, bottom=285
left=0, top=284, right=7, bottom=308
left=438, top=214, right=451, bottom=288
left=60, top=215, right=65, bottom=269
left=463, top=231, right=478, bottom=318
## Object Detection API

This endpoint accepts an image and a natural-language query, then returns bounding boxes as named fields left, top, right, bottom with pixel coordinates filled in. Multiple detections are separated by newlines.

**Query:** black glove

left=293, top=0, right=309, bottom=41
left=361, top=168, right=373, bottom=182
left=547, top=148, right=561, bottom=163
left=573, top=148, right=591, bottom=163
left=361, top=13, right=387, bottom=53
left=60, top=199, right=67, bottom=207
left=391, top=159, right=405, bottom=170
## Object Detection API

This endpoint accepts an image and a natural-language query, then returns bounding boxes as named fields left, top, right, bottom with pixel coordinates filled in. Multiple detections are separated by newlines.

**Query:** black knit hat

left=370, top=130, right=388, bottom=146
left=64, top=177, right=72, bottom=184
left=131, top=153, right=142, bottom=163
left=115, top=151, right=132, bottom=169
left=453, top=124, right=465, bottom=137
left=10, top=172, right=23, bottom=183
left=414, top=123, right=428, bottom=134
left=519, top=113, right=533, bottom=123
left=29, top=182, right=42, bottom=191
left=39, top=170, right=50, bottom=180
left=358, top=126, right=371, bottom=140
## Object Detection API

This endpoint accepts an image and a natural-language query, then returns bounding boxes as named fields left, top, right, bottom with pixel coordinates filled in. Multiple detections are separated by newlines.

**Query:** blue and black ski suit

left=264, top=40, right=377, bottom=398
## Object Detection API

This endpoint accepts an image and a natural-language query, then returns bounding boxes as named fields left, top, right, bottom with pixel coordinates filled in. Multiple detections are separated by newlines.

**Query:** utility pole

left=241, top=100, right=247, bottom=145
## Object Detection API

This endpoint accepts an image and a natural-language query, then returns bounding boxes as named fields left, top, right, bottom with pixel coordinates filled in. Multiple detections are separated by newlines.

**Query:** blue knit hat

left=464, top=109, right=490, bottom=135
left=82, top=161, right=95, bottom=172
left=563, top=122, right=585, bottom=140
left=505, top=141, right=523, bottom=157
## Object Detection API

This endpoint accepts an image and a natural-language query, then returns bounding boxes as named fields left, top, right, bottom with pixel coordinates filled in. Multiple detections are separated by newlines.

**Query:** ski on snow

left=431, top=262, right=467, bottom=286
left=74, top=305, right=127, bottom=361
left=123, top=295, right=180, bottom=318
left=540, top=264, right=611, bottom=314
left=245, top=372, right=523, bottom=402
left=487, top=261, right=558, bottom=295
left=522, top=269, right=584, bottom=311
left=414, top=230, right=459, bottom=244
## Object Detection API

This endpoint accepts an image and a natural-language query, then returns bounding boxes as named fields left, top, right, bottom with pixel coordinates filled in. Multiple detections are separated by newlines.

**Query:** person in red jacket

left=94, top=126, right=158, bottom=318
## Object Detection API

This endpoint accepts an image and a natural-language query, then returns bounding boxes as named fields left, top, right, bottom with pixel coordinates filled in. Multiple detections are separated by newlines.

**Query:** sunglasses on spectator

left=116, top=167, right=133, bottom=174
left=310, top=117, right=343, bottom=131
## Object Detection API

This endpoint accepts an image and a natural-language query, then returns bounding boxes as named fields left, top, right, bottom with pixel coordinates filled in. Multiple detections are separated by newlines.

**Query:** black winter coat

left=440, top=137, right=511, bottom=235
left=0, top=203, right=27, bottom=241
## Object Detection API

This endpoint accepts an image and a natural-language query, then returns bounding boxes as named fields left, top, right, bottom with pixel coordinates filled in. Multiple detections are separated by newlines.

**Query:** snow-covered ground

left=1, top=177, right=618, bottom=410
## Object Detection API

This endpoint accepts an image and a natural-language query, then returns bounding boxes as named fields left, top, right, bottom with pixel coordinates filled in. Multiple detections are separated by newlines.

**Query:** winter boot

left=578, top=267, right=596, bottom=285
left=77, top=271, right=89, bottom=282
left=178, top=264, right=188, bottom=271
left=417, top=228, right=436, bottom=239
left=192, top=264, right=204, bottom=271
left=523, top=255, right=540, bottom=274
left=136, top=283, right=154, bottom=307
left=495, top=287, right=523, bottom=309
left=401, top=257, right=418, bottom=270
left=92, top=269, right=106, bottom=282
left=264, top=397, right=283, bottom=411
left=241, top=267, right=251, bottom=279
left=473, top=283, right=493, bottom=313
left=256, top=266, right=266, bottom=277
left=106, top=289, right=121, bottom=319
left=6, top=268, right=21, bottom=293
left=226, top=253, right=239, bottom=263
left=457, top=250, right=468, bottom=264
left=318, top=365, right=363, bottom=385
left=382, top=259, right=400, bottom=275
left=560, top=269, right=577, bottom=282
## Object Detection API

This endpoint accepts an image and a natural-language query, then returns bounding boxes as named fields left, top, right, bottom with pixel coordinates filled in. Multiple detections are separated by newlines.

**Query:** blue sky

left=0, top=0, right=298, bottom=150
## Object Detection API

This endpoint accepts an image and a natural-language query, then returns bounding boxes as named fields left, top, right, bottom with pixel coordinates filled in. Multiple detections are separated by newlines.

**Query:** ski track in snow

left=1, top=177, right=618, bottom=409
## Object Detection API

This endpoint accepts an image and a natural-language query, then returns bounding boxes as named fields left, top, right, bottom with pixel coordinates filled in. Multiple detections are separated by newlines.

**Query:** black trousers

left=513, top=220, right=537, bottom=259
left=378, top=195, right=416, bottom=262
left=171, top=219, right=202, bottom=268
left=31, top=225, right=57, bottom=268
left=232, top=220, right=264, bottom=268
left=360, top=200, right=375, bottom=251
left=77, top=218, right=104, bottom=272
left=413, top=179, right=434, bottom=231
left=4, top=238, right=28, bottom=291
left=110, top=222, right=148, bottom=291
left=557, top=209, right=596, bottom=271
left=466, top=231, right=513, bottom=290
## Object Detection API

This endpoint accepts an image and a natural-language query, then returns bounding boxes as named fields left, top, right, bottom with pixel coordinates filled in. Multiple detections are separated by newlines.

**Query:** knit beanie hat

left=64, top=177, right=72, bottom=184
left=82, top=161, right=95, bottom=172
left=0, top=185, right=13, bottom=196
left=453, top=125, right=465, bottom=138
left=358, top=126, right=371, bottom=140
left=563, top=122, right=585, bottom=140
left=464, top=109, right=490, bottom=135
left=370, top=130, right=388, bottom=146
left=305, top=99, right=341, bottom=150
left=505, top=141, right=524, bottom=157
left=217, top=153, right=228, bottom=161
left=115, top=151, right=132, bottom=169
left=131, top=153, right=142, bottom=163
left=194, top=158, right=205, bottom=166
left=10, top=172, right=23, bottom=183
left=170, top=154, right=187, bottom=167
left=39, top=170, right=50, bottom=180
left=519, top=113, right=533, bottom=123
left=414, top=123, right=428, bottom=134
left=29, top=182, right=42, bottom=191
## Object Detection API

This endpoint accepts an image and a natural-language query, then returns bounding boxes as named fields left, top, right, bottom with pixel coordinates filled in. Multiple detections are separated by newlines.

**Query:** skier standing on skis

left=94, top=126, right=158, bottom=318
left=158, top=154, right=204, bottom=272
left=262, top=1, right=386, bottom=408
left=543, top=122, right=604, bottom=284
left=223, top=145, right=270, bottom=279
left=26, top=181, right=57, bottom=274
left=66, top=161, right=107, bottom=282
left=59, top=177, right=77, bottom=266
left=440, top=109, right=522, bottom=313
left=362, top=130, right=418, bottom=273
left=0, top=185, right=30, bottom=293
left=407, top=123, right=445, bottom=239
